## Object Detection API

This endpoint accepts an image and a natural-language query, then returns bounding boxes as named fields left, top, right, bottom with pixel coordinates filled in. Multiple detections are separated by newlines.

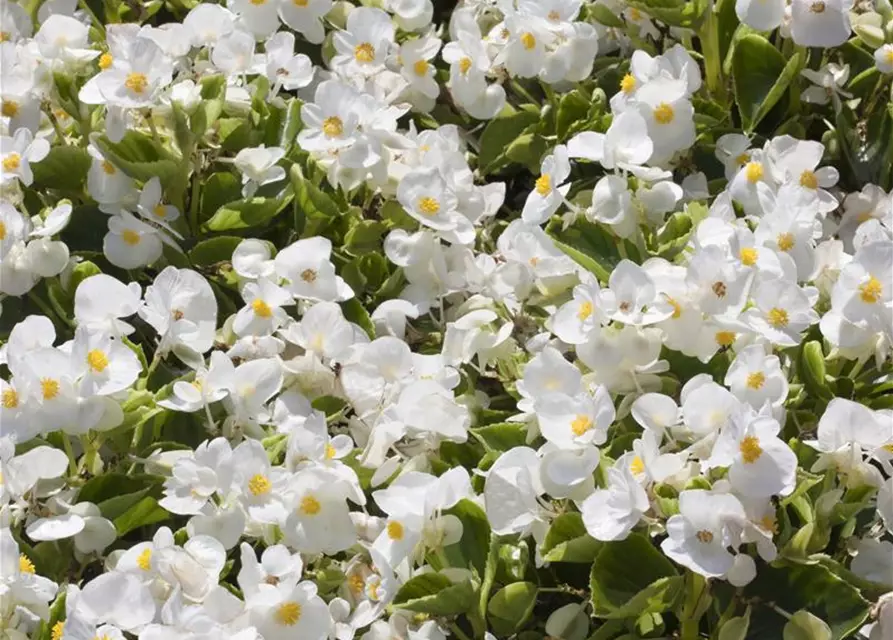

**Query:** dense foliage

left=0, top=0, right=892, bottom=638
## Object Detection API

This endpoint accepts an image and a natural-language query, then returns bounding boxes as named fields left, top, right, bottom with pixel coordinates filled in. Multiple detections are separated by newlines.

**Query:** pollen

left=41, top=378, right=60, bottom=400
left=293, top=0, right=308, bottom=5
left=760, top=514, right=778, bottom=534
left=735, top=152, right=749, bottom=166
left=767, top=307, right=789, bottom=328
left=570, top=414, right=593, bottom=436
left=776, top=232, right=795, bottom=251
left=87, top=349, right=109, bottom=373
left=739, top=247, right=758, bottom=266
left=247, top=473, right=272, bottom=496
left=124, top=72, right=149, bottom=95
left=886, top=49, right=893, bottom=65
left=577, top=301, right=593, bottom=321
left=275, top=601, right=302, bottom=626
left=620, top=73, right=636, bottom=94
left=387, top=520, right=404, bottom=540
left=711, top=281, right=727, bottom=298
left=300, top=268, right=318, bottom=283
left=413, top=59, right=429, bottom=76
left=322, top=116, right=344, bottom=138
left=300, top=495, right=321, bottom=515
left=548, top=9, right=561, bottom=20
left=252, top=298, right=273, bottom=318
left=458, top=57, right=472, bottom=74
left=715, top=331, right=736, bottom=347
left=535, top=173, right=551, bottom=196
left=520, top=32, right=536, bottom=50
left=354, top=42, right=375, bottom=63
left=0, top=221, right=5, bottom=240
left=799, top=170, right=818, bottom=189
left=859, top=276, right=882, bottom=304
left=1, top=100, right=19, bottom=117
left=153, top=204, right=166, bottom=217
left=739, top=435, right=763, bottom=463
left=666, top=296, right=682, bottom=319
left=653, top=102, right=674, bottom=124
left=348, top=573, right=365, bottom=593
left=102, top=160, right=116, bottom=175
left=2, top=153, right=21, bottom=172
left=121, top=229, right=141, bottom=245
left=746, top=371, right=765, bottom=390
left=2, top=388, right=18, bottom=409
left=810, top=0, right=825, bottom=11
left=249, top=0, right=266, bottom=5
left=629, top=456, right=645, bottom=475
left=51, top=621, right=64, bottom=640
left=137, top=548, right=152, bottom=571
left=19, top=555, right=35, bottom=574
left=744, top=161, right=763, bottom=183
left=695, top=530, right=714, bottom=544
left=418, top=196, right=441, bottom=216
left=325, top=443, right=336, bottom=459
left=98, top=52, right=113, bottom=69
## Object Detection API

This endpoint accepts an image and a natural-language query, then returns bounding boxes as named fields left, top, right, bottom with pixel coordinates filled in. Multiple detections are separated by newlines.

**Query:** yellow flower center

left=577, top=301, right=593, bottom=321
left=19, top=555, right=35, bottom=574
left=810, top=0, right=825, bottom=12
left=535, top=173, right=551, bottom=196
left=744, top=161, right=763, bottom=183
left=859, top=276, right=882, bottom=304
left=121, top=229, right=141, bottom=245
left=387, top=520, right=404, bottom=540
left=629, top=456, right=645, bottom=475
left=87, top=349, right=109, bottom=373
left=413, top=59, right=429, bottom=76
left=746, top=372, right=765, bottom=390
left=252, top=299, right=273, bottom=318
left=275, top=601, right=302, bottom=626
left=739, top=247, right=758, bottom=266
left=2, top=388, right=18, bottom=409
left=776, top=232, right=795, bottom=252
left=3, top=153, right=21, bottom=172
left=629, top=7, right=642, bottom=20
left=354, top=42, right=375, bottom=63
left=300, top=495, right=321, bottom=515
left=124, top=72, right=149, bottom=95
left=51, top=621, right=64, bottom=640
left=325, top=443, right=336, bottom=459
left=712, top=281, right=727, bottom=298
left=348, top=573, right=365, bottom=593
left=0, top=220, right=5, bottom=241
left=570, top=414, right=592, bottom=436
left=1, top=100, right=19, bottom=117
left=886, top=49, right=893, bottom=65
left=418, top=196, right=440, bottom=215
left=735, top=152, right=750, bottom=166
left=520, top=32, right=536, bottom=50
left=102, top=160, right=116, bottom=175
left=247, top=473, right=272, bottom=496
left=715, top=331, right=736, bottom=347
left=41, top=378, right=60, bottom=400
left=799, top=170, right=818, bottom=189
left=653, top=102, right=674, bottom=124
left=739, top=435, right=763, bottom=463
left=322, top=116, right=343, bottom=138
left=293, top=0, right=308, bottom=6
left=249, top=0, right=266, bottom=5
left=548, top=9, right=561, bottom=20
left=767, top=308, right=789, bottom=328
left=153, top=204, right=166, bottom=217
left=98, top=52, right=113, bottom=69
left=620, top=73, right=636, bottom=94
left=458, top=57, right=472, bottom=74
left=760, top=515, right=778, bottom=534
left=137, top=548, right=152, bottom=571
left=696, top=530, right=714, bottom=543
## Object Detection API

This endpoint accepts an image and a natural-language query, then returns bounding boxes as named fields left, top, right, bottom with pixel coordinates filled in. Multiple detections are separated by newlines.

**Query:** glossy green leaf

left=488, top=582, right=538, bottom=634
left=204, top=195, right=293, bottom=231
left=732, top=35, right=801, bottom=132
left=393, top=573, right=476, bottom=616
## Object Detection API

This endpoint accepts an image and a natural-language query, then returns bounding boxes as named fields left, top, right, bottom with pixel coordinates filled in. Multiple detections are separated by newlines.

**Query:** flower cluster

left=1, top=0, right=893, bottom=639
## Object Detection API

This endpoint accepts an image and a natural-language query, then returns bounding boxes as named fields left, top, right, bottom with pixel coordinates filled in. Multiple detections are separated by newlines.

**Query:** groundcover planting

left=0, top=0, right=892, bottom=637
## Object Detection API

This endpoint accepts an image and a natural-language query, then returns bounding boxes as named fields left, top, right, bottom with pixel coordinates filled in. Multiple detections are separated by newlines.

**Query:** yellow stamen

left=322, top=116, right=343, bottom=138
left=247, top=474, right=272, bottom=496
left=101, top=160, right=116, bottom=175
left=776, top=232, right=795, bottom=252
left=2, top=153, right=21, bottom=172
left=799, top=170, right=818, bottom=189
left=418, top=197, right=440, bottom=215
left=739, top=435, right=763, bottom=463
left=746, top=372, right=765, bottom=390
left=739, top=247, right=758, bottom=266
left=41, top=378, right=60, bottom=400
left=2, top=388, right=18, bottom=409
left=252, top=299, right=273, bottom=318
left=1, top=100, right=19, bottom=117
left=19, top=555, right=35, bottom=574
left=124, top=72, right=148, bottom=95
left=696, top=530, right=714, bottom=543
left=859, top=276, right=882, bottom=304
left=387, top=520, right=404, bottom=540
left=458, top=57, right=472, bottom=74
left=87, top=349, right=109, bottom=373
left=51, top=621, right=64, bottom=640
left=577, top=301, right=593, bottom=321
left=570, top=414, right=592, bottom=436
left=767, top=308, right=788, bottom=328
left=535, top=174, right=551, bottom=196
left=520, top=32, right=536, bottom=50
left=275, top=602, right=302, bottom=626
left=354, top=42, right=375, bottom=63
left=300, top=495, right=321, bottom=515
left=715, top=331, right=736, bottom=347
left=620, top=73, right=636, bottom=94
left=653, top=102, right=674, bottom=124
left=121, top=229, right=141, bottom=246
left=98, top=52, right=113, bottom=69
left=629, top=456, right=645, bottom=475
left=744, top=161, right=763, bottom=183
left=413, top=59, right=429, bottom=76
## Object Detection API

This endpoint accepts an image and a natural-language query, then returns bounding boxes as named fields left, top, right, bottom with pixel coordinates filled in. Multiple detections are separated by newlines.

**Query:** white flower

left=279, top=0, right=331, bottom=44
left=331, top=7, right=395, bottom=77
left=522, top=145, right=571, bottom=225
left=876, top=44, right=893, bottom=74
left=234, top=145, right=286, bottom=198
left=283, top=467, right=358, bottom=554
left=790, top=0, right=852, bottom=48
left=248, top=580, right=332, bottom=640
left=535, top=385, right=615, bottom=449
left=0, top=127, right=49, bottom=187
left=274, top=236, right=354, bottom=302
left=581, top=464, right=649, bottom=541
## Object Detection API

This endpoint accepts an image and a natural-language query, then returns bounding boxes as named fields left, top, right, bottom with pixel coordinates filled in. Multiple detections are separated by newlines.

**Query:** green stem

left=77, top=0, right=105, bottom=33
left=698, top=2, right=726, bottom=104
left=62, top=435, right=78, bottom=479
left=448, top=622, right=473, bottom=640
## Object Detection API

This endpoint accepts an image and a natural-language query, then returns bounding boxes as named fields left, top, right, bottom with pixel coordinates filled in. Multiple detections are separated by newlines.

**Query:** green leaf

left=626, top=0, right=709, bottom=28
left=95, top=132, right=181, bottom=186
left=341, top=297, right=374, bottom=339
left=200, top=172, right=242, bottom=223
left=488, top=582, right=538, bottom=634
left=114, top=496, right=170, bottom=536
left=784, top=610, right=832, bottom=640
left=586, top=2, right=625, bottom=27
left=719, top=608, right=751, bottom=640
left=78, top=473, right=163, bottom=504
left=344, top=220, right=387, bottom=256
left=445, top=499, right=491, bottom=575
left=290, top=164, right=341, bottom=236
left=589, top=533, right=679, bottom=619
left=732, top=35, right=801, bottom=132
left=478, top=109, right=539, bottom=174
left=542, top=512, right=602, bottom=563
left=799, top=340, right=833, bottom=401
left=548, top=218, right=629, bottom=282
left=189, top=236, right=243, bottom=266
left=505, top=133, right=547, bottom=173
left=31, top=146, right=90, bottom=191
left=393, top=574, right=476, bottom=616
left=745, top=563, right=870, bottom=639
left=279, top=98, right=304, bottom=149
left=471, top=423, right=528, bottom=451
left=204, top=195, right=293, bottom=231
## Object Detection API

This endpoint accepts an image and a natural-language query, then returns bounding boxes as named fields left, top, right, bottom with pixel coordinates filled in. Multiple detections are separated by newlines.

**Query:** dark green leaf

left=31, top=146, right=90, bottom=191
left=732, top=35, right=801, bottom=132
left=478, top=109, right=539, bottom=174
left=204, top=195, right=293, bottom=231
left=189, top=236, right=243, bottom=266
left=488, top=582, right=538, bottom=634
left=393, top=573, right=476, bottom=616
